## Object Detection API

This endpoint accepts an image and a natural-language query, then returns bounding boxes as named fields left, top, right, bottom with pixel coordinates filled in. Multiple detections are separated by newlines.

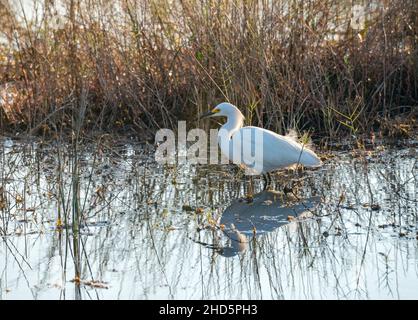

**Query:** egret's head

left=200, top=102, right=243, bottom=120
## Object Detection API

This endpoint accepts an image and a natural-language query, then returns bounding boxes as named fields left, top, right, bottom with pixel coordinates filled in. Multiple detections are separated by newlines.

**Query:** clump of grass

left=0, top=0, right=417, bottom=140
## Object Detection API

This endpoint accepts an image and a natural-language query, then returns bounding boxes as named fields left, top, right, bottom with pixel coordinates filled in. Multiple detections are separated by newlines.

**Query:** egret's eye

left=212, top=108, right=220, bottom=113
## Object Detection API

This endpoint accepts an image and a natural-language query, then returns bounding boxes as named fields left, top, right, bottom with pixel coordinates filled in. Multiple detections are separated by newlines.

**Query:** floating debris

left=182, top=204, right=194, bottom=212
left=371, top=204, right=381, bottom=211
left=56, top=218, right=64, bottom=229
left=362, top=203, right=381, bottom=211
left=70, top=278, right=109, bottom=289
left=262, top=200, right=273, bottom=206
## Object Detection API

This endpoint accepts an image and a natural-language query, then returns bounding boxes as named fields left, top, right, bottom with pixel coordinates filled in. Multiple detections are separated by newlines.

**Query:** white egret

left=200, top=102, right=322, bottom=189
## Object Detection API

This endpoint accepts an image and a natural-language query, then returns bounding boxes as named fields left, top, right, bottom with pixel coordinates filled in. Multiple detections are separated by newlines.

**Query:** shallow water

left=0, top=138, right=417, bottom=299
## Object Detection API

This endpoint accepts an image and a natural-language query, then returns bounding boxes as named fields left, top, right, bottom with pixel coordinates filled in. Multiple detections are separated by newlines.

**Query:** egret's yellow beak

left=199, top=108, right=220, bottom=120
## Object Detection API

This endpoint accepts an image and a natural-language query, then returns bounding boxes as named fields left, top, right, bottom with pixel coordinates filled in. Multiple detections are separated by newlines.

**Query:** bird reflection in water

left=192, top=190, right=321, bottom=257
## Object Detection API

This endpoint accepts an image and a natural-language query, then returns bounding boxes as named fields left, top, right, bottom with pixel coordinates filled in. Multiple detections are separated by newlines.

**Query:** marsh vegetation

left=0, top=0, right=417, bottom=138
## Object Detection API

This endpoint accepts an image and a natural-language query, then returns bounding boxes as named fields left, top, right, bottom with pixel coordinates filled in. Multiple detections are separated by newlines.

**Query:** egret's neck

left=219, top=113, right=244, bottom=139
left=216, top=110, right=244, bottom=159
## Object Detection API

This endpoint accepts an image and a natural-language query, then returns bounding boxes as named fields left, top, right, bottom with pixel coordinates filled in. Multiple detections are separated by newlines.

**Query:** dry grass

left=0, top=0, right=417, bottom=140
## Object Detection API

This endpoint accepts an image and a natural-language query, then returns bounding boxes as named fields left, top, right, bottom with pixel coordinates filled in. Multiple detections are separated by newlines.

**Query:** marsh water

left=0, top=138, right=417, bottom=300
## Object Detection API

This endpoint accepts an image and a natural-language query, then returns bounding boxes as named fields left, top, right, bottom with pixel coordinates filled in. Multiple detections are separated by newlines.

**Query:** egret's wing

left=231, top=126, right=321, bottom=172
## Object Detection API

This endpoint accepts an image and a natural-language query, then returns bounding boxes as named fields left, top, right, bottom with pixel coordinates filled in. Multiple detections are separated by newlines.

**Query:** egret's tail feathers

left=298, top=148, right=322, bottom=167
left=285, top=129, right=315, bottom=150
left=285, top=129, right=299, bottom=142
